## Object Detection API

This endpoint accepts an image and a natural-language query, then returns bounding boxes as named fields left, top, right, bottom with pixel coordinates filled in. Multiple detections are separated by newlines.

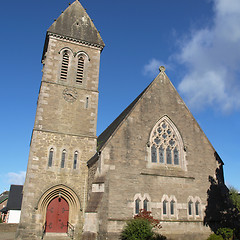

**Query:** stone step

left=43, top=233, right=72, bottom=240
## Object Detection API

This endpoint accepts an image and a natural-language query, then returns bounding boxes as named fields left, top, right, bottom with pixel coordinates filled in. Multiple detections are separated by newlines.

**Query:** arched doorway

left=46, top=196, right=69, bottom=233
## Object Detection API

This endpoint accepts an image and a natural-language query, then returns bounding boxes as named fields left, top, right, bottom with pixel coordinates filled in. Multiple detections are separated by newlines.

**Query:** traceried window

left=150, top=116, right=183, bottom=167
left=73, top=151, right=78, bottom=169
left=76, top=55, right=85, bottom=84
left=60, top=51, right=69, bottom=81
left=61, top=149, right=66, bottom=168
left=135, top=198, right=140, bottom=215
left=48, top=148, right=54, bottom=167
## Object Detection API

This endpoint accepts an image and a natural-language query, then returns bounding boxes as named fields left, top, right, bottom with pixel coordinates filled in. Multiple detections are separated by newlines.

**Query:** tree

left=229, top=186, right=240, bottom=211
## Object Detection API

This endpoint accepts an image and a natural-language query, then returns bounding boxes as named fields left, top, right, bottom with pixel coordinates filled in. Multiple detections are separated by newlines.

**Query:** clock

left=62, top=88, right=78, bottom=102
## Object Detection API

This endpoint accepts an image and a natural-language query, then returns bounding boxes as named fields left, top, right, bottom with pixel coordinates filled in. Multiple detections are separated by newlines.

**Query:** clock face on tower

left=62, top=88, right=78, bottom=102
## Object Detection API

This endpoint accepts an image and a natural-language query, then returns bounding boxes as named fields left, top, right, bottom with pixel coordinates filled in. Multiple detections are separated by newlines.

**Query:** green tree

left=229, top=186, right=240, bottom=211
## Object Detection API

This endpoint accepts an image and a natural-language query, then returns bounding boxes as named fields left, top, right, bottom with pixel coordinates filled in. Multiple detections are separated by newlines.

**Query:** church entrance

left=46, top=197, right=69, bottom=233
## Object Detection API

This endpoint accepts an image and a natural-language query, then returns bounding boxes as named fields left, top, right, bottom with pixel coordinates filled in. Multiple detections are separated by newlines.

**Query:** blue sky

left=0, top=0, right=240, bottom=193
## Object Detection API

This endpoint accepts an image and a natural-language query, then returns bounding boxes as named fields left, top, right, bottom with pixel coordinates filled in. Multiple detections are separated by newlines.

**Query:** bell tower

left=17, top=1, right=104, bottom=239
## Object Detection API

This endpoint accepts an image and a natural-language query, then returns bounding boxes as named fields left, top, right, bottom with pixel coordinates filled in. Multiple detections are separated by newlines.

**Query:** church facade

left=16, top=1, right=225, bottom=240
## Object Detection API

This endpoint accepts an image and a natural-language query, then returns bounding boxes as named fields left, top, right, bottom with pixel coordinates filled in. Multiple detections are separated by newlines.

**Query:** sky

left=0, top=0, right=239, bottom=193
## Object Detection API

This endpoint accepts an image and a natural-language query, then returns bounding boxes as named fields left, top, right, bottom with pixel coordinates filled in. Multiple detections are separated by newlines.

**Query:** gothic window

left=76, top=55, right=85, bottom=84
left=48, top=148, right=54, bottom=167
left=135, top=198, right=140, bottom=215
left=60, top=51, right=69, bottom=81
left=151, top=145, right=157, bottom=163
left=195, top=201, right=200, bottom=216
left=170, top=200, right=175, bottom=215
left=61, top=149, right=66, bottom=168
left=143, top=199, right=149, bottom=211
left=163, top=200, right=167, bottom=215
left=188, top=201, right=193, bottom=215
left=73, top=151, right=78, bottom=169
left=149, top=116, right=184, bottom=167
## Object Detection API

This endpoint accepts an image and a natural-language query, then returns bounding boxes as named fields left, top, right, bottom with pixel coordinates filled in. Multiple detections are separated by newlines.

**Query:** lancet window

left=60, top=51, right=69, bottom=81
left=73, top=151, right=78, bottom=169
left=76, top=55, right=85, bottom=84
left=48, top=148, right=54, bottom=167
left=149, top=116, right=183, bottom=167
left=61, top=149, right=66, bottom=168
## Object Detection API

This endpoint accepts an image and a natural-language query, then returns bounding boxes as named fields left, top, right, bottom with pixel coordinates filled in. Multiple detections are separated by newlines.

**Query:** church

left=16, top=1, right=226, bottom=239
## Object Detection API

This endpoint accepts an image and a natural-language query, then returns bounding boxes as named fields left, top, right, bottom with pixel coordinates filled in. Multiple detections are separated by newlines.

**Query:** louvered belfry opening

left=60, top=51, right=69, bottom=80
left=76, top=55, right=85, bottom=83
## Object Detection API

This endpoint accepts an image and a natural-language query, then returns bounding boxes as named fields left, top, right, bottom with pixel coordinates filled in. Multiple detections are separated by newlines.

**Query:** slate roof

left=97, top=81, right=153, bottom=152
left=0, top=191, right=9, bottom=204
left=48, top=0, right=104, bottom=47
left=6, top=185, right=23, bottom=211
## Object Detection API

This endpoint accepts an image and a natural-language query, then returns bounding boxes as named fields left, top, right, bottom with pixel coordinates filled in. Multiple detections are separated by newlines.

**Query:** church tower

left=17, top=1, right=104, bottom=239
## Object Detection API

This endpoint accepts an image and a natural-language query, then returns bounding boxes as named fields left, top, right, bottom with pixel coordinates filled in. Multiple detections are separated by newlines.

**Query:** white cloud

left=143, top=58, right=168, bottom=77
left=177, top=0, right=240, bottom=113
left=7, top=171, right=26, bottom=185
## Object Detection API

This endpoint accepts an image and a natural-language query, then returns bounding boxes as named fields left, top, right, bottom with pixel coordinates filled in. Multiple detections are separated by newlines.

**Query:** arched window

left=188, top=201, right=193, bottom=215
left=135, top=198, right=140, bottom=215
left=163, top=200, right=167, bottom=215
left=170, top=200, right=175, bottom=215
left=73, top=151, right=78, bottom=169
left=143, top=199, right=149, bottom=211
left=48, top=148, right=54, bottom=167
left=60, top=51, right=69, bottom=81
left=195, top=201, right=200, bottom=216
left=61, top=150, right=66, bottom=168
left=149, top=116, right=184, bottom=168
left=76, top=55, right=85, bottom=84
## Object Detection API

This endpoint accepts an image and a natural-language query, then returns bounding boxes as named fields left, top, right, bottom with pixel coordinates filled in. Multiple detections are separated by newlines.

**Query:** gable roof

left=97, top=82, right=152, bottom=152
left=6, top=185, right=23, bottom=211
left=47, top=0, right=104, bottom=47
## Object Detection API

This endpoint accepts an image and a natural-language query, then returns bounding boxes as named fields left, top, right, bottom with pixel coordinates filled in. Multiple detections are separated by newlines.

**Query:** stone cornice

left=48, top=32, right=104, bottom=51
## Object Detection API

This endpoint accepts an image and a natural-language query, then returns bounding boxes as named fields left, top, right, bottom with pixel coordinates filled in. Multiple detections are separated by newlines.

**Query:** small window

left=135, top=198, right=140, bottom=215
left=188, top=201, right=193, bottom=215
left=60, top=51, right=69, bottom=81
left=170, top=200, right=175, bottom=215
left=61, top=150, right=66, bottom=168
left=48, top=148, right=54, bottom=167
left=76, top=55, right=85, bottom=83
left=159, top=145, right=164, bottom=163
left=195, top=201, right=200, bottom=216
left=143, top=199, right=149, bottom=211
left=73, top=151, right=78, bottom=169
left=163, top=200, right=167, bottom=215
left=86, top=97, right=89, bottom=109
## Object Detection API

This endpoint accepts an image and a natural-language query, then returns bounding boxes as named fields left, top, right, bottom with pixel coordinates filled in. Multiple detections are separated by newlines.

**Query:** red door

left=46, top=197, right=69, bottom=233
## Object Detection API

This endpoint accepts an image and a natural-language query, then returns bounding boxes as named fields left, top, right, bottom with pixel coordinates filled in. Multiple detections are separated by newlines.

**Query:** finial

left=159, top=66, right=165, bottom=73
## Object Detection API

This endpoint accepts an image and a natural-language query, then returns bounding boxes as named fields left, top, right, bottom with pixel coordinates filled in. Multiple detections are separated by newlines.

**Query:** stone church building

left=16, top=1, right=226, bottom=239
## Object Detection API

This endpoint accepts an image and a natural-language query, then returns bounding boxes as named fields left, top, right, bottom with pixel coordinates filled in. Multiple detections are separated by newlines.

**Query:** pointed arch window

left=163, top=200, right=167, bottom=215
left=76, top=55, right=85, bottom=84
left=143, top=199, right=149, bottom=211
left=61, top=149, right=66, bottom=168
left=170, top=200, right=175, bottom=215
left=188, top=201, right=193, bottom=215
left=60, top=51, right=69, bottom=81
left=195, top=201, right=200, bottom=216
left=73, top=151, right=78, bottom=169
left=135, top=198, right=140, bottom=215
left=149, top=116, right=184, bottom=168
left=48, top=148, right=54, bottom=167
